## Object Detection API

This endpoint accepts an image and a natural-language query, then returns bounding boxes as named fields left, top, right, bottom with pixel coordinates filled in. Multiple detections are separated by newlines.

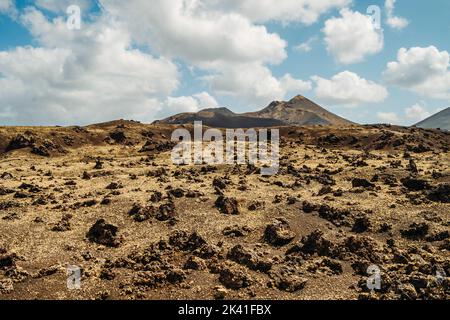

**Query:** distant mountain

left=415, top=107, right=450, bottom=131
left=154, top=95, right=354, bottom=128
left=154, top=107, right=284, bottom=128
left=245, top=95, right=353, bottom=126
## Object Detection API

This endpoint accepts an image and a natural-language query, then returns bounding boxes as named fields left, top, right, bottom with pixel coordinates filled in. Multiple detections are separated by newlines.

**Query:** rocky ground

left=0, top=120, right=449, bottom=300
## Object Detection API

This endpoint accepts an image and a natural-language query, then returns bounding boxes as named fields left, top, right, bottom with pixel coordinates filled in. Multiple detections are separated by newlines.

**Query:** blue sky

left=0, top=0, right=449, bottom=126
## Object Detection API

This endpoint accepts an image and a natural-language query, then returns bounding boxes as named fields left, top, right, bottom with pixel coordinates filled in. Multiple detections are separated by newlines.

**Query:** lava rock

left=264, top=218, right=296, bottom=246
left=352, top=178, right=375, bottom=189
left=86, top=219, right=121, bottom=247
left=215, top=196, right=239, bottom=215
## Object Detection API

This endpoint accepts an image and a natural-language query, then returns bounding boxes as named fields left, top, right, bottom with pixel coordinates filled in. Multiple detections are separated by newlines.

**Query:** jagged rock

left=401, top=223, right=429, bottom=240
left=156, top=202, right=176, bottom=221
left=352, top=178, right=375, bottom=189
left=0, top=279, right=14, bottom=294
left=401, top=177, right=430, bottom=191
left=222, top=225, right=251, bottom=237
left=219, top=264, right=251, bottom=290
left=264, top=218, right=296, bottom=246
left=86, top=219, right=121, bottom=247
left=427, top=184, right=450, bottom=203
left=169, top=230, right=207, bottom=252
left=183, top=256, right=207, bottom=270
left=6, top=134, right=35, bottom=152
left=215, top=196, right=239, bottom=215
left=109, top=131, right=126, bottom=143
left=287, top=230, right=336, bottom=257
left=270, top=266, right=308, bottom=292
left=227, top=245, right=272, bottom=272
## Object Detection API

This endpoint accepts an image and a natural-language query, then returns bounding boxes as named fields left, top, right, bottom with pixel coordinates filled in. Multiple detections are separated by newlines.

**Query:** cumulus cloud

left=203, top=0, right=351, bottom=25
left=35, top=0, right=91, bottom=13
left=385, top=0, right=409, bottom=30
left=0, top=7, right=179, bottom=125
left=312, top=71, right=388, bottom=106
left=205, top=63, right=311, bottom=106
left=0, top=1, right=360, bottom=124
left=0, top=0, right=16, bottom=16
left=323, top=9, right=384, bottom=64
left=100, top=0, right=314, bottom=106
left=384, top=46, right=450, bottom=99
left=404, top=103, right=431, bottom=122
left=101, top=0, right=287, bottom=66
left=377, top=112, right=399, bottom=124
left=279, top=74, right=312, bottom=93
left=159, top=92, right=219, bottom=118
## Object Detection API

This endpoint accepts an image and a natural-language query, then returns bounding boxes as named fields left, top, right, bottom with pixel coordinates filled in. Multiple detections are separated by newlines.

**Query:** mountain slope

left=155, top=95, right=353, bottom=128
left=415, top=107, right=450, bottom=130
left=154, top=107, right=285, bottom=128
left=245, top=95, right=353, bottom=126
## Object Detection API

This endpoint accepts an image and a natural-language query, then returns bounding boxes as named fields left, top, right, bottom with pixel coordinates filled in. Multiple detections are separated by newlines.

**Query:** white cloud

left=377, top=112, right=399, bottom=124
left=35, top=0, right=91, bottom=13
left=0, top=1, right=366, bottom=124
left=404, top=103, right=431, bottom=122
left=100, top=0, right=323, bottom=106
left=0, top=7, right=179, bottom=125
left=202, top=0, right=351, bottom=25
left=294, top=36, right=318, bottom=53
left=384, top=46, right=450, bottom=99
left=101, top=0, right=287, bottom=67
left=0, top=0, right=16, bottom=16
left=312, top=71, right=388, bottom=106
left=385, top=0, right=409, bottom=30
left=323, top=9, right=384, bottom=64
left=279, top=74, right=312, bottom=93
left=160, top=92, right=219, bottom=117
left=205, top=63, right=311, bottom=106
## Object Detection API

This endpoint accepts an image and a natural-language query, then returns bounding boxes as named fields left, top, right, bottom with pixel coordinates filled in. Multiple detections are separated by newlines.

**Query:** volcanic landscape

left=0, top=98, right=449, bottom=300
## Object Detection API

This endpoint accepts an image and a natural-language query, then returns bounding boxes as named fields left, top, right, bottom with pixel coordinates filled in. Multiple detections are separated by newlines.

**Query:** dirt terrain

left=0, top=120, right=449, bottom=300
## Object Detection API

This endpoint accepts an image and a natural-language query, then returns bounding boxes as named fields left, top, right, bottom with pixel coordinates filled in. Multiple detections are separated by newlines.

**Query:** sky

left=0, top=0, right=449, bottom=126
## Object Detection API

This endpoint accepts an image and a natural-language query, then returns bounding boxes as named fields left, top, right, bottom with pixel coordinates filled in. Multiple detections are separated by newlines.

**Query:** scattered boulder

left=401, top=223, right=429, bottom=240
left=401, top=177, right=430, bottom=191
left=219, top=264, right=251, bottom=290
left=0, top=279, right=14, bottom=294
left=270, top=267, right=308, bottom=292
left=222, top=225, right=251, bottom=237
left=215, top=196, right=239, bottom=215
left=287, top=230, right=335, bottom=257
left=352, top=178, right=375, bottom=189
left=427, top=184, right=450, bottom=203
left=183, top=256, right=207, bottom=271
left=52, top=214, right=72, bottom=232
left=6, top=134, right=35, bottom=152
left=227, top=245, right=272, bottom=272
left=129, top=203, right=155, bottom=222
left=352, top=215, right=371, bottom=233
left=86, top=219, right=121, bottom=247
left=156, top=202, right=176, bottom=221
left=109, top=131, right=126, bottom=143
left=168, top=230, right=207, bottom=252
left=264, top=218, right=296, bottom=246
left=0, top=253, right=16, bottom=269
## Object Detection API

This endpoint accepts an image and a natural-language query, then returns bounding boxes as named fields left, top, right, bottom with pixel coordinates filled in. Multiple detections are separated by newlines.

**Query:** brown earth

left=0, top=120, right=449, bottom=300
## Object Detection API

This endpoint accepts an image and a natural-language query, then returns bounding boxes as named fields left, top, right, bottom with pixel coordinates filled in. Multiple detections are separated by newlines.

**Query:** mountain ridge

left=154, top=95, right=354, bottom=128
